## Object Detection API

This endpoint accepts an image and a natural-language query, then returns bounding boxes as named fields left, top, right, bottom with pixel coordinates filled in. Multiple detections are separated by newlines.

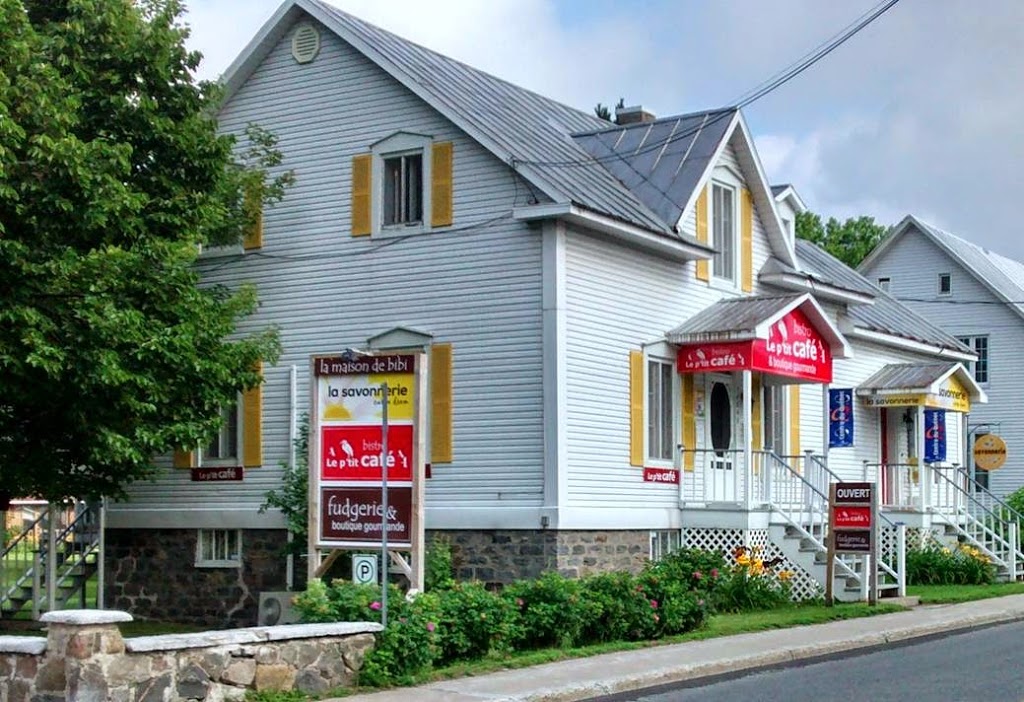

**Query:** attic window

left=877, top=277, right=891, bottom=292
left=291, top=22, right=321, bottom=64
left=938, top=273, right=952, bottom=296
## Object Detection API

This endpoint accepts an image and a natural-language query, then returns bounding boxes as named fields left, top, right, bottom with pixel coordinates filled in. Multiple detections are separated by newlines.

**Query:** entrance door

left=705, top=375, right=738, bottom=501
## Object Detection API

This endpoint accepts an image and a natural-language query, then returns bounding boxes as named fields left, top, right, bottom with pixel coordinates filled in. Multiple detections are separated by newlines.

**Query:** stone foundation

left=105, top=529, right=294, bottom=627
left=431, top=529, right=650, bottom=584
left=0, top=610, right=378, bottom=702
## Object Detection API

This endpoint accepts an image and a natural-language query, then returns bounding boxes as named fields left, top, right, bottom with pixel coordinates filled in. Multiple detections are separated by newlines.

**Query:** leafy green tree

left=594, top=97, right=625, bottom=122
left=0, top=0, right=288, bottom=502
left=795, top=211, right=889, bottom=268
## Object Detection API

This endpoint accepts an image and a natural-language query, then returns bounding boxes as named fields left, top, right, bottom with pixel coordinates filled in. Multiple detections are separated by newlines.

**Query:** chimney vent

left=615, top=105, right=657, bottom=125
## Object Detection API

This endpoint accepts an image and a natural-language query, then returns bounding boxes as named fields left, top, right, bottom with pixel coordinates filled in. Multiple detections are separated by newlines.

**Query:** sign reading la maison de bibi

left=310, top=353, right=424, bottom=551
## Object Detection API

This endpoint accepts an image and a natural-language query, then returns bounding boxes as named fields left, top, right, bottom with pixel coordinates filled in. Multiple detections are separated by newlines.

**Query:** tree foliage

left=594, top=97, right=625, bottom=122
left=0, top=0, right=287, bottom=501
left=794, top=211, right=889, bottom=268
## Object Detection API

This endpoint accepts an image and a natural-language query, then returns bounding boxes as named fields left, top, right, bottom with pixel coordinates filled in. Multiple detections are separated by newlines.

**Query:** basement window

left=650, top=530, right=681, bottom=561
left=196, top=529, right=242, bottom=568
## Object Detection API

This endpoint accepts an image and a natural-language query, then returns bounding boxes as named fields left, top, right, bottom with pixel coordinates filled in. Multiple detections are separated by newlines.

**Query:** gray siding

left=863, top=229, right=1024, bottom=496
left=108, top=15, right=546, bottom=528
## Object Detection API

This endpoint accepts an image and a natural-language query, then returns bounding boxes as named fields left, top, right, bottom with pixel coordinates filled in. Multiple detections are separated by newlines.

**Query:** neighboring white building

left=861, top=216, right=1024, bottom=497
left=98, top=0, right=1005, bottom=625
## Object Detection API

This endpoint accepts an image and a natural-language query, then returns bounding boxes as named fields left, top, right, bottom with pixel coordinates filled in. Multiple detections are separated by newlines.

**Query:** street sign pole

left=380, top=380, right=389, bottom=628
left=826, top=483, right=836, bottom=606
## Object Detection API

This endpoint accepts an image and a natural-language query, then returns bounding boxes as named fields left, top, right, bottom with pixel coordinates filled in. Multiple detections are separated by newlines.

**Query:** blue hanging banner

left=828, top=388, right=854, bottom=448
left=924, top=409, right=946, bottom=463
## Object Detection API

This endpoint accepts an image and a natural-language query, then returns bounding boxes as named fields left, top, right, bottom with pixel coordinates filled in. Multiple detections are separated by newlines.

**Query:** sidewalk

left=326, top=594, right=1024, bottom=702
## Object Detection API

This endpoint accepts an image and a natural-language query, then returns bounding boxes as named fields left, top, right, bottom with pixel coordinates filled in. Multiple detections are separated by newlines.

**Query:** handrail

left=932, top=469, right=1016, bottom=567
left=954, top=466, right=1024, bottom=524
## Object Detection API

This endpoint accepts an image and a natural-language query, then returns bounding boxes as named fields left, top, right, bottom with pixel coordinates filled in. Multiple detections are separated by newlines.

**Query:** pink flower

left=653, top=613, right=660, bottom=622
left=516, top=598, right=525, bottom=607
left=370, top=601, right=382, bottom=611
left=697, top=599, right=705, bottom=607
left=426, top=622, right=436, bottom=632
left=693, top=571, right=703, bottom=580
left=710, top=568, right=719, bottom=579
left=650, top=599, right=658, bottom=609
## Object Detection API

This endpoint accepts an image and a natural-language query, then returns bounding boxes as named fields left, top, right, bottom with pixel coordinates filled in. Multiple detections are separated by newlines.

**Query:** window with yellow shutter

left=361, top=133, right=454, bottom=237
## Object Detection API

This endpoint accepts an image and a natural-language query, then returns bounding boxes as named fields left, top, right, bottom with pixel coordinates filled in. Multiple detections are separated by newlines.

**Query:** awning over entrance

left=666, top=293, right=851, bottom=383
left=856, top=362, right=986, bottom=413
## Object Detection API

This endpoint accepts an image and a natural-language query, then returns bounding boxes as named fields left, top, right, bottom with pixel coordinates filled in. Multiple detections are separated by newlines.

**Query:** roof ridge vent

left=292, top=22, right=321, bottom=64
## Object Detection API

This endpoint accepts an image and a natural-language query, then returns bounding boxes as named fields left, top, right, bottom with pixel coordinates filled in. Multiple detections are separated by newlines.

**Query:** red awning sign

left=677, top=308, right=832, bottom=383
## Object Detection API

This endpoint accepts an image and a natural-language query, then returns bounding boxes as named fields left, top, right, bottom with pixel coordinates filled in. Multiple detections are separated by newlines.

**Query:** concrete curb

left=328, top=596, right=1024, bottom=702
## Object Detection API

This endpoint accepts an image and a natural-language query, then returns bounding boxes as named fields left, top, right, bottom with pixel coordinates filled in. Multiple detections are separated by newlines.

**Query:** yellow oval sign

left=974, top=434, right=1008, bottom=471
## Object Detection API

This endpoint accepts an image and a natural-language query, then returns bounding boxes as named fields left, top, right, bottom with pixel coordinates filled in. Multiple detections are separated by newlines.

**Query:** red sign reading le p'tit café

left=676, top=308, right=832, bottom=383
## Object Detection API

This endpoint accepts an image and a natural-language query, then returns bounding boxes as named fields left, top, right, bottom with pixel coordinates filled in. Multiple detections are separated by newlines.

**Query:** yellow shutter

left=173, top=450, right=193, bottom=469
left=751, top=374, right=762, bottom=451
left=695, top=186, right=710, bottom=282
left=351, top=154, right=372, bottom=237
left=242, top=185, right=263, bottom=250
left=741, top=187, right=753, bottom=293
left=430, top=141, right=453, bottom=228
left=431, top=343, right=453, bottom=464
left=629, top=350, right=644, bottom=467
left=682, top=373, right=696, bottom=471
left=789, top=384, right=801, bottom=460
left=242, top=362, right=263, bottom=468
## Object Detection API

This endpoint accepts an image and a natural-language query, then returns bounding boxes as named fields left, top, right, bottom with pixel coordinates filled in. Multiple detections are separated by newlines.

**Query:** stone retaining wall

left=0, top=610, right=379, bottom=702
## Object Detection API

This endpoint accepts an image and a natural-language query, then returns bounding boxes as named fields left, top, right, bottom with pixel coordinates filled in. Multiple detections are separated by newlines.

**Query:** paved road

left=590, top=620, right=1024, bottom=702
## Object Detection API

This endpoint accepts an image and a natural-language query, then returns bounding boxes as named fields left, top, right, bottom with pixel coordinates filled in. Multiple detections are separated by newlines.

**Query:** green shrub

left=637, top=569, right=709, bottom=635
left=578, top=571, right=656, bottom=643
left=359, top=592, right=441, bottom=686
left=907, top=541, right=996, bottom=585
left=425, top=536, right=456, bottom=592
left=434, top=581, right=518, bottom=665
left=503, top=571, right=598, bottom=649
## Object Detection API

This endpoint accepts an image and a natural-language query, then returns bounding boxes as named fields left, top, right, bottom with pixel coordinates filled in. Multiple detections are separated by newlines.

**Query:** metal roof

left=571, top=110, right=736, bottom=228
left=311, top=0, right=702, bottom=242
left=666, top=295, right=804, bottom=342
left=770, top=184, right=791, bottom=197
left=858, top=362, right=959, bottom=392
left=788, top=241, right=969, bottom=353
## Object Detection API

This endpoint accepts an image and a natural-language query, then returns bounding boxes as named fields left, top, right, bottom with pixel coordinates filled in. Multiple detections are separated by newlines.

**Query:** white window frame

left=650, top=530, right=682, bottom=561
left=371, top=132, right=434, bottom=238
left=710, top=180, right=738, bottom=286
left=645, top=350, right=679, bottom=466
left=196, top=529, right=242, bottom=568
left=957, top=335, right=989, bottom=385
left=877, top=277, right=891, bottom=292
left=198, top=401, right=243, bottom=467
left=938, top=273, right=952, bottom=296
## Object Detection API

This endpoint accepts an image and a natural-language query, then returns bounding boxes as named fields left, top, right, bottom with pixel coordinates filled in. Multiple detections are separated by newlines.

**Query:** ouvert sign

left=827, top=482, right=879, bottom=606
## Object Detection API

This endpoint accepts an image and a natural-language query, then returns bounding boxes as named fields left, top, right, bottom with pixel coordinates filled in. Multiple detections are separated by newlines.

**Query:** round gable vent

left=291, top=22, right=321, bottom=64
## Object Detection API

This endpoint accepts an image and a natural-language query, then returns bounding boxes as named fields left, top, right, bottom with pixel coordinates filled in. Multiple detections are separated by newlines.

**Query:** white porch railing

left=931, top=468, right=1023, bottom=579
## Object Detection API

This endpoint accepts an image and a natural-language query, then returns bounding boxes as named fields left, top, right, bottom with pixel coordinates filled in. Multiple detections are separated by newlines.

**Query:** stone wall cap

left=0, top=636, right=46, bottom=655
left=40, top=609, right=133, bottom=626
left=125, top=621, right=382, bottom=652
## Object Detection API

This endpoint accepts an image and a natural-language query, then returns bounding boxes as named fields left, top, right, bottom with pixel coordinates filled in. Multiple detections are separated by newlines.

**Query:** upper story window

left=353, top=132, right=453, bottom=238
left=383, top=152, right=423, bottom=227
left=877, top=277, right=891, bottom=292
left=201, top=403, right=240, bottom=466
left=958, top=335, right=989, bottom=384
left=646, top=358, right=675, bottom=462
left=938, top=273, right=952, bottom=296
left=711, top=182, right=737, bottom=283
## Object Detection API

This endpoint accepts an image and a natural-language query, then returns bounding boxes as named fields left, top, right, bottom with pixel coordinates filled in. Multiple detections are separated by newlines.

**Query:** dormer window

left=938, top=273, right=952, bottom=296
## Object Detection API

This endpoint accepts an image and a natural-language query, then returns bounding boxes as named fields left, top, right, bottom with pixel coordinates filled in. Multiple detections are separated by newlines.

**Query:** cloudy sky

left=183, top=0, right=1024, bottom=259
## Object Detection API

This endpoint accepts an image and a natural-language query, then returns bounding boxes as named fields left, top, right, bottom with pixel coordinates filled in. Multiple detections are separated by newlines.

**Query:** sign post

left=827, top=482, right=877, bottom=606
left=308, top=353, right=426, bottom=598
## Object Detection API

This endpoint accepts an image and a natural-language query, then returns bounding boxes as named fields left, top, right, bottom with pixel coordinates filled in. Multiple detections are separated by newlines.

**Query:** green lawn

left=908, top=582, right=1024, bottom=604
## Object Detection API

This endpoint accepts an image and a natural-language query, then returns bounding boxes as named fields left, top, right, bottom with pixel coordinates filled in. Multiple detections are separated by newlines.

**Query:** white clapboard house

left=87, top=0, right=1021, bottom=624
left=861, top=217, right=1024, bottom=498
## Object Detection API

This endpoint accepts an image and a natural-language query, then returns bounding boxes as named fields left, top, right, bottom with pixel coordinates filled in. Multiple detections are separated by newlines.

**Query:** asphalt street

left=590, top=620, right=1024, bottom=702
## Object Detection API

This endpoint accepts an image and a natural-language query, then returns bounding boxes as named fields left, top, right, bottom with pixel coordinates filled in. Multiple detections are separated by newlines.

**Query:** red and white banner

left=677, top=308, right=832, bottom=383
left=321, top=425, right=414, bottom=482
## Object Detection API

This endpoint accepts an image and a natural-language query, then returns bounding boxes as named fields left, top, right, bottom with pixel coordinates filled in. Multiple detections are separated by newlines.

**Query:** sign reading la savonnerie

left=309, top=352, right=424, bottom=552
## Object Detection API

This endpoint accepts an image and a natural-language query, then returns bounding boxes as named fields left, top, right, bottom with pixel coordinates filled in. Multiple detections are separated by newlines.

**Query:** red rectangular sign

left=319, top=487, right=412, bottom=546
left=833, top=505, right=872, bottom=529
left=320, top=424, right=414, bottom=482
left=643, top=467, right=680, bottom=484
left=677, top=308, right=832, bottom=383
